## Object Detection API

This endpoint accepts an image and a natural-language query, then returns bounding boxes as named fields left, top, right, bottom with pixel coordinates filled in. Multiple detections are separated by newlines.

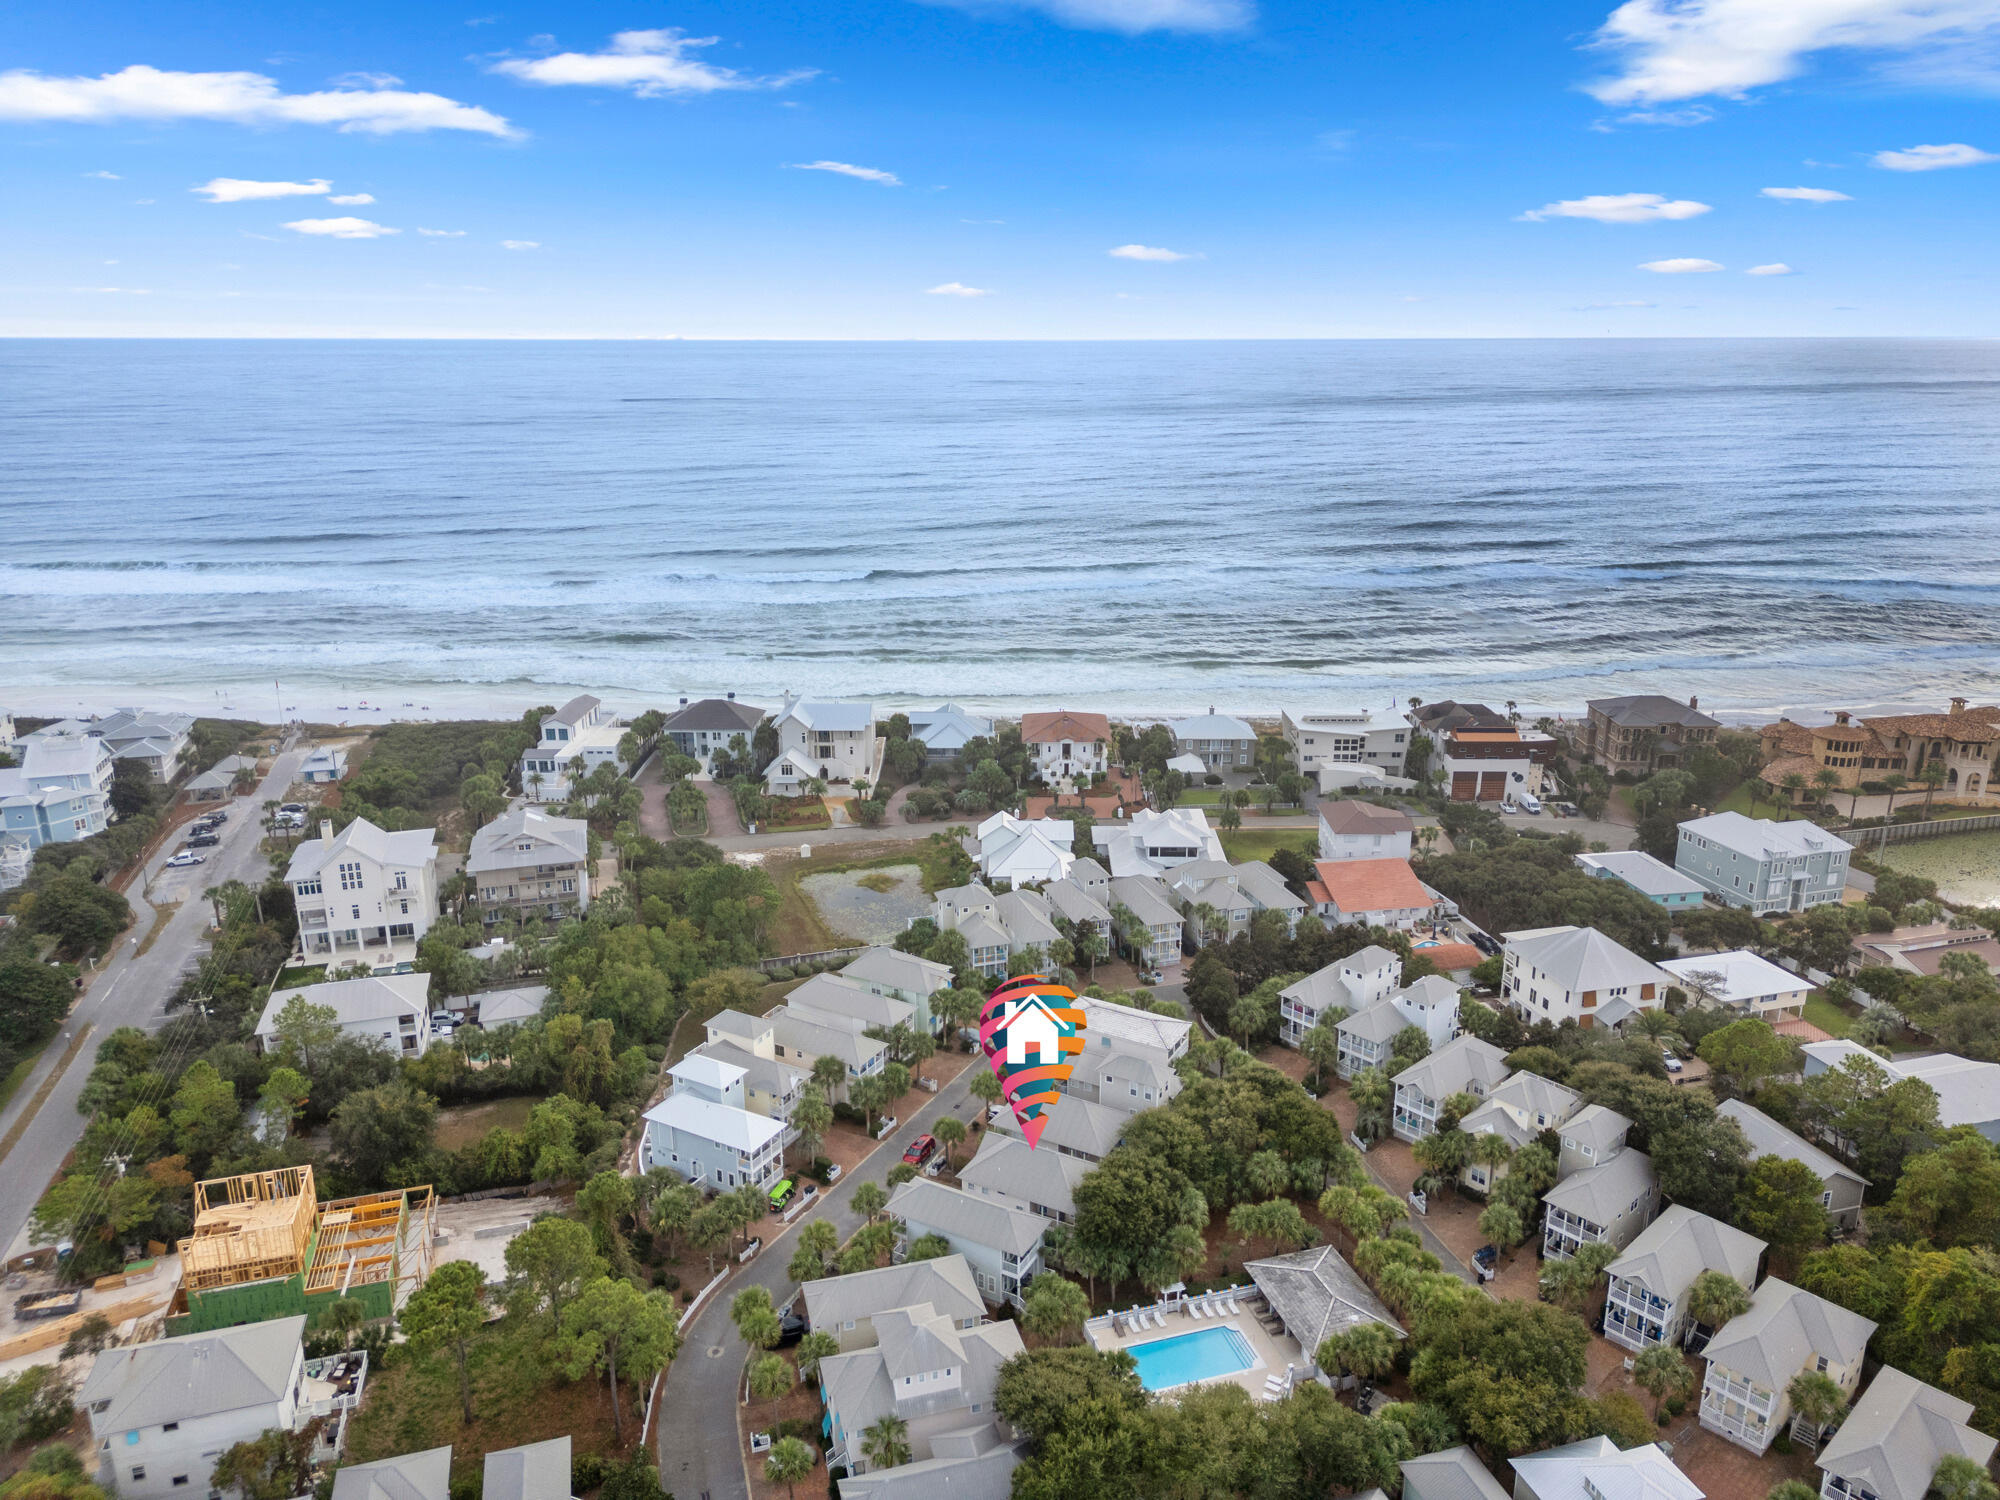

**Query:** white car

left=166, top=851, right=205, bottom=868
left=1662, top=1051, right=1684, bottom=1074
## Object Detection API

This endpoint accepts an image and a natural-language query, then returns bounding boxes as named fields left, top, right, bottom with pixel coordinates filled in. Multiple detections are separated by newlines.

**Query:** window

left=162, top=1423, right=179, bottom=1433
left=295, top=877, right=322, bottom=897
left=393, top=871, right=408, bottom=891
left=172, top=1479, right=189, bottom=1489
left=132, top=1470, right=146, bottom=1483
left=338, top=861, right=363, bottom=891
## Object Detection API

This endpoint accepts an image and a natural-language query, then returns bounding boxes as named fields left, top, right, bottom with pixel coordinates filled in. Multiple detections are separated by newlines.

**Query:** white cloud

left=787, top=160, right=902, bottom=185
left=1746, top=262, right=1796, bottom=274
left=491, top=29, right=813, bottom=95
left=926, top=282, right=992, bottom=296
left=418, top=227, right=465, bottom=236
left=1584, top=0, right=2000, bottom=104
left=283, top=216, right=399, bottom=238
left=0, top=64, right=515, bottom=135
left=1761, top=185, right=1851, bottom=200
left=84, top=169, right=121, bottom=179
left=332, top=71, right=403, bottom=89
left=72, top=285, right=150, bottom=293
left=501, top=239, right=539, bottom=249
left=1109, top=243, right=1199, bottom=260
left=1873, top=141, right=1998, bottom=170
left=192, top=176, right=330, bottom=202
left=923, top=0, right=1252, bottom=34
left=1639, top=256, right=1724, bottom=272
left=1519, top=192, right=1711, bottom=223
left=1617, top=104, right=1715, bottom=126
left=328, top=192, right=374, bottom=205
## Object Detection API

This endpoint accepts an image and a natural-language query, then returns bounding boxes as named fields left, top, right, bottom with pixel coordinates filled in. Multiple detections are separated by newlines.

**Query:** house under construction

left=164, top=1166, right=435, bottom=1337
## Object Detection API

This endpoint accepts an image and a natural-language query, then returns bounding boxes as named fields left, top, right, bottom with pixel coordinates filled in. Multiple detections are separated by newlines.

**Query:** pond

left=1877, top=830, right=2000, bottom=909
left=800, top=863, right=930, bottom=943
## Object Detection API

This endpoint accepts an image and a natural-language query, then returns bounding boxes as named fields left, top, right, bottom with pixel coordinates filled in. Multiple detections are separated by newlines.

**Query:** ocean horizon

left=7, top=336, right=2000, bottom=728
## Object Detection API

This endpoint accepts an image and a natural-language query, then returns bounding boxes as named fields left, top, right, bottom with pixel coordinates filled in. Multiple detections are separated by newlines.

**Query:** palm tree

left=1780, top=772, right=1808, bottom=816
left=1469, top=1131, right=1514, bottom=1186
left=764, top=1436, right=815, bottom=1500
left=1919, top=758, right=1949, bottom=815
left=1633, top=1007, right=1680, bottom=1042
left=810, top=1054, right=848, bottom=1100
left=1813, top=767, right=1841, bottom=814
left=1785, top=1368, right=1848, bottom=1444
left=794, top=1331, right=839, bottom=1384
left=1348, top=1066, right=1393, bottom=1141
left=1190, top=901, right=1221, bottom=948
left=1683, top=1270, right=1751, bottom=1344
left=933, top=1114, right=968, bottom=1170
left=1634, top=1345, right=1695, bottom=1419
left=320, top=1295, right=368, bottom=1352
left=862, top=1415, right=912, bottom=1471
left=1316, top=1321, right=1398, bottom=1385
left=1880, top=771, right=1908, bottom=815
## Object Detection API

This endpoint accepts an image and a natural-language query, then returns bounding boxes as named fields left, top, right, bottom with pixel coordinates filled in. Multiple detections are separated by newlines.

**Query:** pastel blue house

left=300, top=746, right=348, bottom=784
left=0, top=737, right=114, bottom=851
left=1573, top=850, right=1706, bottom=910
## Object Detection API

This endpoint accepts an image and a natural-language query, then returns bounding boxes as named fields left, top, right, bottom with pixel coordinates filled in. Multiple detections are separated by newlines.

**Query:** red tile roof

left=1021, top=710, right=1111, bottom=744
left=1310, top=858, right=1432, bottom=915
left=1416, top=942, right=1483, bottom=973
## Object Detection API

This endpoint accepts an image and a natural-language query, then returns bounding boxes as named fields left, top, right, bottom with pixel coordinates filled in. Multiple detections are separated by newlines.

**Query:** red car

left=902, top=1134, right=937, bottom=1167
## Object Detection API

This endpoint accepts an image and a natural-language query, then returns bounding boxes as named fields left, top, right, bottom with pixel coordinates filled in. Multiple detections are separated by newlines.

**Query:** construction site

left=165, top=1165, right=435, bottom=1336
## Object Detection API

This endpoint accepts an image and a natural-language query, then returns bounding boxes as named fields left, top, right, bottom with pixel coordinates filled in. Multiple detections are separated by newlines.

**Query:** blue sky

left=4, top=0, right=1998, bottom=335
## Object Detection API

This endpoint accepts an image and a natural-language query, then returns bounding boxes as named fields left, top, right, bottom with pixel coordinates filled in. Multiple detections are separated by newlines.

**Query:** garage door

left=1479, top=772, right=1508, bottom=801
left=1451, top=772, right=1478, bottom=801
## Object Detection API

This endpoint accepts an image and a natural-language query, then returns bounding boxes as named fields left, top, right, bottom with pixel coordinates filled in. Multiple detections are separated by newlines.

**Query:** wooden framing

left=305, top=1185, right=436, bottom=1303
left=178, top=1167, right=317, bottom=1292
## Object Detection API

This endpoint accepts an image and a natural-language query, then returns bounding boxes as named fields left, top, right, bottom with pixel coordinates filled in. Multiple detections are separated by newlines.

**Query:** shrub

left=449, top=1476, right=480, bottom=1500
left=1204, top=774, right=1223, bottom=786
left=807, top=1156, right=834, bottom=1182
left=572, top=1454, right=612, bottom=1494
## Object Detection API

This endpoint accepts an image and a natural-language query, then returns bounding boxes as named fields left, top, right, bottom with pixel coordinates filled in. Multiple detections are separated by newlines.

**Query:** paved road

left=655, top=1064, right=984, bottom=1500
left=0, top=742, right=306, bottom=1258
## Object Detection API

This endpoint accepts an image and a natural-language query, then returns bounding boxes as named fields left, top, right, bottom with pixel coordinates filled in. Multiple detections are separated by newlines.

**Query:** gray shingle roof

left=1392, top=1033, right=1510, bottom=1101
left=841, top=946, right=954, bottom=996
left=1399, top=1446, right=1511, bottom=1500
left=1540, top=1147, right=1656, bottom=1231
left=888, top=1180, right=1047, bottom=1258
left=1717, top=1099, right=1868, bottom=1192
left=80, top=1315, right=304, bottom=1432
left=1245, top=1243, right=1402, bottom=1357
left=466, top=807, right=588, bottom=874
left=255, top=973, right=429, bottom=1042
left=661, top=697, right=766, bottom=734
left=1816, top=1367, right=1998, bottom=1500
left=331, top=1447, right=453, bottom=1500
left=482, top=1438, right=572, bottom=1500
left=803, top=1255, right=985, bottom=1333
left=1587, top=695, right=1721, bottom=730
left=957, top=1135, right=1089, bottom=1220
left=1704, top=1278, right=1877, bottom=1390
left=1605, top=1204, right=1765, bottom=1304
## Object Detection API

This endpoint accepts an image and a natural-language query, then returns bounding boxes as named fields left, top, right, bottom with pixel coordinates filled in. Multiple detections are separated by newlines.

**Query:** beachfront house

left=1581, top=694, right=1722, bottom=776
left=1541, top=1145, right=1657, bottom=1259
left=1573, top=849, right=1706, bottom=909
left=905, top=704, right=995, bottom=762
left=1391, top=1034, right=1510, bottom=1142
left=1758, top=699, right=2000, bottom=805
left=286, top=816, right=438, bottom=968
left=660, top=695, right=765, bottom=773
left=1167, top=709, right=1258, bottom=771
left=466, top=807, right=590, bottom=926
left=1601, top=1205, right=1766, bottom=1354
left=80, top=1316, right=308, bottom=1500
left=638, top=1053, right=786, bottom=1193
left=254, top=972, right=433, bottom=1060
left=1020, top=710, right=1109, bottom=782
left=887, top=1179, right=1046, bottom=1307
left=1307, top=858, right=1436, bottom=931
left=29, top=709, right=197, bottom=784
left=1699, top=1279, right=1876, bottom=1454
left=1717, top=1099, right=1868, bottom=1231
left=1500, top=924, right=1670, bottom=1030
left=1815, top=1367, right=1998, bottom=1500
left=765, top=697, right=880, bottom=792
left=1277, top=943, right=1403, bottom=1050
left=520, top=696, right=625, bottom=802
left=1280, top=709, right=1410, bottom=781
left=1676, top=812, right=1852, bottom=916
left=1662, top=950, right=1811, bottom=1021
left=1317, top=800, right=1415, bottom=862
left=0, top=734, right=115, bottom=851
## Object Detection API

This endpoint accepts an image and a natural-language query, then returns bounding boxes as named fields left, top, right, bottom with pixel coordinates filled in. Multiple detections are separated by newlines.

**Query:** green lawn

left=1801, top=995, right=1854, bottom=1039
left=1219, top=828, right=1318, bottom=865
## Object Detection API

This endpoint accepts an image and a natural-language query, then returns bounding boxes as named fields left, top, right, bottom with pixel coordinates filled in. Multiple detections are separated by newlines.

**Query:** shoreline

left=5, top=678, right=1981, bottom=734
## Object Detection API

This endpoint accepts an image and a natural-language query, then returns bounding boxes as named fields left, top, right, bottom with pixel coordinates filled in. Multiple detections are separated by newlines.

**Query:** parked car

left=166, top=851, right=205, bottom=868
left=1662, top=1051, right=1684, bottom=1074
left=1469, top=931, right=1501, bottom=956
left=776, top=1308, right=808, bottom=1347
left=187, top=833, right=221, bottom=848
left=1500, top=800, right=1520, bottom=815
left=903, top=1134, right=937, bottom=1167
left=202, top=809, right=229, bottom=824
left=279, top=803, right=306, bottom=816
left=429, top=1013, right=457, bottom=1035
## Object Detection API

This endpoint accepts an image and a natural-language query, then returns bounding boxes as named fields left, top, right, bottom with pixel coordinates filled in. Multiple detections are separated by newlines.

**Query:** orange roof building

left=1020, top=710, right=1111, bottom=744
left=1309, top=858, right=1438, bottom=930
left=1020, top=711, right=1111, bottom=782
left=1756, top=697, right=2000, bottom=803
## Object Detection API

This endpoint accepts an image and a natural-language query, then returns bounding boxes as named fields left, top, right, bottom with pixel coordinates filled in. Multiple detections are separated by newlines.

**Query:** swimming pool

left=1125, top=1325, right=1259, bottom=1391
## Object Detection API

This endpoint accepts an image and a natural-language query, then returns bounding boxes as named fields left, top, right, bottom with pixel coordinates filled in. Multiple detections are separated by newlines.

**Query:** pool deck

left=1086, top=1289, right=1311, bottom=1402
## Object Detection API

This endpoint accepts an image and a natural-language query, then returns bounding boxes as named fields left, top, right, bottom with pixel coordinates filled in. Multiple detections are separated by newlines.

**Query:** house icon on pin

left=1001, top=993, right=1065, bottom=1066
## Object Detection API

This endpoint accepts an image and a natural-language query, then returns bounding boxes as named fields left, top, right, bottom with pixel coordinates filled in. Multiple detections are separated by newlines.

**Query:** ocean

left=5, top=337, right=2000, bottom=724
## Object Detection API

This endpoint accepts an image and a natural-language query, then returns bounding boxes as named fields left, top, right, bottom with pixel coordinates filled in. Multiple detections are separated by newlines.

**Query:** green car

left=768, top=1179, right=795, bottom=1211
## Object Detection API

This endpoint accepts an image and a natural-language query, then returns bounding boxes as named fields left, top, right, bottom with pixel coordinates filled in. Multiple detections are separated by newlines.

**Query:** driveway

left=654, top=1064, right=984, bottom=1500
left=0, top=740, right=308, bottom=1258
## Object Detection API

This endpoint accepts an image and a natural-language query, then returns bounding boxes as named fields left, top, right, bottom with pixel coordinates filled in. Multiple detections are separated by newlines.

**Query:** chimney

left=1952, top=696, right=1968, bottom=715
left=320, top=818, right=333, bottom=842
left=1687, top=695, right=1698, bottom=711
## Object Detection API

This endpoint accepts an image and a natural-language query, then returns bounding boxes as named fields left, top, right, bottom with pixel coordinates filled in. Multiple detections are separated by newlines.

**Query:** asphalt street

left=654, top=1061, right=984, bottom=1500
left=0, top=740, right=306, bottom=1259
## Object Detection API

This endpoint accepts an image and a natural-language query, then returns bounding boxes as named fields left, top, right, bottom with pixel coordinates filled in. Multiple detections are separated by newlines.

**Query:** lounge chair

left=1224, top=1294, right=1241, bottom=1315
left=1145, top=1307, right=1160, bottom=1329
left=1193, top=1299, right=1211, bottom=1319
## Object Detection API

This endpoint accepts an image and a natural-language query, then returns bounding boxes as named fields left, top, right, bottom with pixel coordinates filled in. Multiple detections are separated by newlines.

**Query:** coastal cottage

left=638, top=1053, right=786, bottom=1192
left=887, top=1179, right=1046, bottom=1306
left=286, top=816, right=438, bottom=967
left=1336, top=975, right=1461, bottom=1082
left=1660, top=950, right=1810, bottom=1021
left=660, top=695, right=765, bottom=773
left=254, top=972, right=433, bottom=1060
left=1802, top=1042, right=2000, bottom=1142
left=1500, top=924, right=1670, bottom=1029
left=1306, top=857, right=1436, bottom=931
left=1277, top=945, right=1402, bottom=1050
left=299, top=745, right=348, bottom=784
left=765, top=696, right=880, bottom=792
left=906, top=703, right=995, bottom=761
left=1391, top=1034, right=1510, bottom=1142
left=519, top=695, right=625, bottom=802
left=1815, top=1367, right=1998, bottom=1500
left=974, top=811, right=1077, bottom=886
left=1676, top=812, right=1852, bottom=916
left=1092, top=806, right=1225, bottom=878
left=1540, top=1145, right=1658, bottom=1259
left=466, top=806, right=590, bottom=925
left=1699, top=1279, right=1876, bottom=1454
left=1511, top=1438, right=1702, bottom=1500
left=0, top=735, right=114, bottom=850
left=1020, top=710, right=1109, bottom=782
left=803, top=1256, right=987, bottom=1352
left=1457, top=1069, right=1580, bottom=1195
left=1601, top=1205, right=1766, bottom=1354
left=1105, top=875, right=1185, bottom=972
left=957, top=1134, right=1091, bottom=1224
left=840, top=946, right=955, bottom=1035
left=686, top=1013, right=808, bottom=1125
left=1718, top=1099, right=1869, bottom=1231
left=1573, top=849, right=1706, bottom=909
